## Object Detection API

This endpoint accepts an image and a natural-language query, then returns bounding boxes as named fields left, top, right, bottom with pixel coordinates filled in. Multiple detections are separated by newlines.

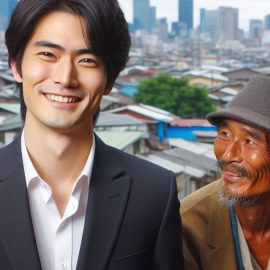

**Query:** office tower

left=200, top=9, right=206, bottom=33
left=218, top=7, right=239, bottom=41
left=157, top=18, right=168, bottom=41
left=200, top=9, right=219, bottom=39
left=149, top=6, right=157, bottom=31
left=0, top=0, right=18, bottom=30
left=133, top=0, right=156, bottom=33
left=265, top=14, right=270, bottom=30
left=249, top=19, right=263, bottom=39
left=172, top=22, right=180, bottom=36
left=178, top=0, right=193, bottom=31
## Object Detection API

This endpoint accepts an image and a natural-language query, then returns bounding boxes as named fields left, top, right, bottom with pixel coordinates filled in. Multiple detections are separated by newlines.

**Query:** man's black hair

left=5, top=0, right=131, bottom=121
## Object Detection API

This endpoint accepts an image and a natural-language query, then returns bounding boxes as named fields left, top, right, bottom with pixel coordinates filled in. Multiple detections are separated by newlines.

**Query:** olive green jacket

left=180, top=180, right=237, bottom=270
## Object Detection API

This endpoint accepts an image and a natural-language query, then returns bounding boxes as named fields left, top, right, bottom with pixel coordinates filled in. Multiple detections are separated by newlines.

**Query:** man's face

left=11, top=11, right=109, bottom=132
left=214, top=119, right=270, bottom=201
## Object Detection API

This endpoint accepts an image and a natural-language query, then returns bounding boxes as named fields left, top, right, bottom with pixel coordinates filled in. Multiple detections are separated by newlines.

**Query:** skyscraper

left=157, top=18, right=168, bottom=41
left=0, top=0, right=18, bottom=30
left=249, top=19, right=263, bottom=39
left=200, top=8, right=219, bottom=39
left=178, top=0, right=193, bottom=31
left=265, top=14, right=270, bottom=30
left=200, top=9, right=206, bottom=33
left=133, top=0, right=156, bottom=33
left=218, top=7, right=239, bottom=41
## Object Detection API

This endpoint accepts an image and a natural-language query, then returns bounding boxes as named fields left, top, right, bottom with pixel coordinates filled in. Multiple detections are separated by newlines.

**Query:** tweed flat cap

left=207, top=75, right=270, bottom=132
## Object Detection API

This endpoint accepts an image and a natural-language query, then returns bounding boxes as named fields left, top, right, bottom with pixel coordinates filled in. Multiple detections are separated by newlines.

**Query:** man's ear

left=10, top=60, right=23, bottom=83
left=103, top=87, right=112, bottom=95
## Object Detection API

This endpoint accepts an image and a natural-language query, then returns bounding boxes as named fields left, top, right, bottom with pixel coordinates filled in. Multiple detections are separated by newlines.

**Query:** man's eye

left=80, top=58, right=93, bottom=62
left=218, top=130, right=230, bottom=138
left=37, top=51, right=55, bottom=59
left=40, top=52, right=52, bottom=56
left=79, top=58, right=97, bottom=66
left=245, top=138, right=255, bottom=145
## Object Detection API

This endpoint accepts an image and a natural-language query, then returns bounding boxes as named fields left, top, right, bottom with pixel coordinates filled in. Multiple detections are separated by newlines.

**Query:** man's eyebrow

left=34, top=40, right=64, bottom=50
left=34, top=40, right=96, bottom=55
left=243, top=127, right=263, bottom=140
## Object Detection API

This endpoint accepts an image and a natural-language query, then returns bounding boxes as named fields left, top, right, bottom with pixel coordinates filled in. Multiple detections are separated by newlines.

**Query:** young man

left=1, top=1, right=183, bottom=269
left=181, top=75, right=270, bottom=270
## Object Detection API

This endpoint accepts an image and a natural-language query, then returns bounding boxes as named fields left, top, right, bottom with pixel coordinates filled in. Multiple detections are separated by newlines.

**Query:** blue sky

left=118, top=0, right=270, bottom=31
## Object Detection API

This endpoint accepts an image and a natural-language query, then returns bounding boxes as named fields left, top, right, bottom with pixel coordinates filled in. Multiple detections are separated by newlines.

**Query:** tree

left=134, top=73, right=216, bottom=118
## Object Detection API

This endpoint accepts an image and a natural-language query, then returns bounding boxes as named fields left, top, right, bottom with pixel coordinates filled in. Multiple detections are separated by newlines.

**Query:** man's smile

left=43, top=93, right=82, bottom=104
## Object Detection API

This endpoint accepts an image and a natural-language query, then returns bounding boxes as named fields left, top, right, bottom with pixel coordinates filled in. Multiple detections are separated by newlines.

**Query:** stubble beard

left=218, top=188, right=259, bottom=208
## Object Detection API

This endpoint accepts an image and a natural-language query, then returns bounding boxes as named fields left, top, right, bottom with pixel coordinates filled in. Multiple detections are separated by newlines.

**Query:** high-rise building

left=178, top=0, right=193, bottom=31
left=200, top=8, right=219, bottom=39
left=133, top=0, right=156, bottom=33
left=218, top=7, right=239, bottom=41
left=157, top=18, right=168, bottom=41
left=249, top=19, right=263, bottom=39
left=200, top=9, right=206, bottom=33
left=0, top=0, right=18, bottom=30
left=149, top=6, right=157, bottom=31
left=265, top=14, right=270, bottom=30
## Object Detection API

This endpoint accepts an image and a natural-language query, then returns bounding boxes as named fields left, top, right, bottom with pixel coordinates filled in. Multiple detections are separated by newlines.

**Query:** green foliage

left=134, top=73, right=216, bottom=118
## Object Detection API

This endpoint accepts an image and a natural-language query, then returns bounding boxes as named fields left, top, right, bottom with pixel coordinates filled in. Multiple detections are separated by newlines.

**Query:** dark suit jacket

left=0, top=134, right=183, bottom=269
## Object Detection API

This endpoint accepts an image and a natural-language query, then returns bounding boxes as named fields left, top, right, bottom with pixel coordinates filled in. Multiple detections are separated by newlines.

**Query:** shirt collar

left=21, top=130, right=95, bottom=190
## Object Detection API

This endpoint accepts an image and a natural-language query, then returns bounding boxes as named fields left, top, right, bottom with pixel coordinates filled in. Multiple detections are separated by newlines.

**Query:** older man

left=181, top=75, right=270, bottom=270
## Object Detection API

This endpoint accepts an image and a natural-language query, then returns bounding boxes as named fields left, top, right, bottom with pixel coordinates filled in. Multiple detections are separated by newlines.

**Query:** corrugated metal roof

left=136, top=154, right=184, bottom=175
left=0, top=116, right=5, bottom=125
left=170, top=119, right=212, bottom=127
left=108, top=104, right=175, bottom=122
left=95, top=112, right=144, bottom=127
left=0, top=114, right=22, bottom=131
left=120, top=65, right=149, bottom=75
left=168, top=138, right=216, bottom=159
left=184, top=70, right=229, bottom=82
left=220, top=87, right=238, bottom=95
left=100, top=95, right=118, bottom=110
left=0, top=103, right=20, bottom=114
left=95, top=130, right=145, bottom=150
left=164, top=147, right=217, bottom=172
left=154, top=151, right=206, bottom=178
left=184, top=166, right=205, bottom=178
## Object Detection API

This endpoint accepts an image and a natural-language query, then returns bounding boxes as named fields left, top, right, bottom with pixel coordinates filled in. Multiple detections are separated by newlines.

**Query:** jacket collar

left=76, top=134, right=132, bottom=270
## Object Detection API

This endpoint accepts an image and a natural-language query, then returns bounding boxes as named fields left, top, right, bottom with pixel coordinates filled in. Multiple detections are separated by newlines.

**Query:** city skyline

left=119, top=0, right=270, bottom=31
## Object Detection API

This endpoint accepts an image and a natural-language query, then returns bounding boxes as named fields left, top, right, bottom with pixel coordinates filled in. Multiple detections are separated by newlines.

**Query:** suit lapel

left=77, top=135, right=132, bottom=270
left=206, top=183, right=237, bottom=270
left=0, top=136, right=41, bottom=269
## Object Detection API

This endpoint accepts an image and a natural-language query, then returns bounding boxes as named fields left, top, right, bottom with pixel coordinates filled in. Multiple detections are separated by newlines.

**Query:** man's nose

left=52, top=57, right=78, bottom=88
left=222, top=140, right=242, bottom=163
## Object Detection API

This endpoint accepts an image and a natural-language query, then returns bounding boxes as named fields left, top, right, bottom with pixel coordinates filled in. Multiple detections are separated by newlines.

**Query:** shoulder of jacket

left=180, top=180, right=221, bottom=215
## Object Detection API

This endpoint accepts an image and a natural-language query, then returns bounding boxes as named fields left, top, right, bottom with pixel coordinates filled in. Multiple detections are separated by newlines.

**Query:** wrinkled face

left=11, top=11, right=110, bottom=132
left=214, top=119, right=270, bottom=201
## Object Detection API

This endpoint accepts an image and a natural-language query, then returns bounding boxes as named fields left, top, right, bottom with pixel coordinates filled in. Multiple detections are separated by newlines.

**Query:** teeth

left=45, top=94, right=79, bottom=103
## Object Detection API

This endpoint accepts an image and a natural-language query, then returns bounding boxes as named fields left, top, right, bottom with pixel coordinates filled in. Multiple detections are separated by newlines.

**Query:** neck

left=23, top=118, right=93, bottom=187
left=235, top=193, right=270, bottom=236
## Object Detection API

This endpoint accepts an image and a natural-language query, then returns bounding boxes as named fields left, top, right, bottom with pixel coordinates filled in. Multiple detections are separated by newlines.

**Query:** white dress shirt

left=21, top=131, right=95, bottom=270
